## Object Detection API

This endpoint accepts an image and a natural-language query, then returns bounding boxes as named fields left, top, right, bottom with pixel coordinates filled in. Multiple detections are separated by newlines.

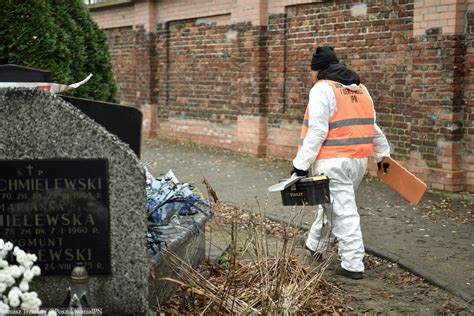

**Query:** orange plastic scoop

left=377, top=157, right=427, bottom=205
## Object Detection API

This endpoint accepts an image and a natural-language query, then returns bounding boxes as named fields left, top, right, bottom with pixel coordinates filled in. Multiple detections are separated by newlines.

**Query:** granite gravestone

left=0, top=88, right=147, bottom=314
left=0, top=64, right=143, bottom=158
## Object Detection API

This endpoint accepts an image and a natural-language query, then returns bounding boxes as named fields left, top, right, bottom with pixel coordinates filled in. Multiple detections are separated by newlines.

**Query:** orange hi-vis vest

left=299, top=80, right=375, bottom=160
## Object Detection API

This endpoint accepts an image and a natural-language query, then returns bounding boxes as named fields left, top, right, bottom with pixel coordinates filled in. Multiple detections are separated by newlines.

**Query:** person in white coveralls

left=291, top=47, right=391, bottom=279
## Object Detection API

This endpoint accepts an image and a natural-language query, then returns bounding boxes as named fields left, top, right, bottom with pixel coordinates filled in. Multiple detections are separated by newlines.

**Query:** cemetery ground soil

left=161, top=203, right=473, bottom=314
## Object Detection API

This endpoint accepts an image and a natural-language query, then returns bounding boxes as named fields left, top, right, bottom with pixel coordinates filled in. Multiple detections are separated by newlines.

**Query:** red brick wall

left=408, top=33, right=466, bottom=191
left=106, top=26, right=153, bottom=106
left=91, top=1, right=473, bottom=192
left=266, top=1, right=413, bottom=160
left=413, top=0, right=467, bottom=36
left=150, top=16, right=268, bottom=155
left=154, top=18, right=265, bottom=123
left=464, top=11, right=474, bottom=192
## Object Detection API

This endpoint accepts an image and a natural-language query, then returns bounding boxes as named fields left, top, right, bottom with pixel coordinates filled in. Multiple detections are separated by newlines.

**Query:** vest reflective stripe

left=323, top=137, right=374, bottom=146
left=328, top=118, right=374, bottom=129
left=298, top=80, right=375, bottom=159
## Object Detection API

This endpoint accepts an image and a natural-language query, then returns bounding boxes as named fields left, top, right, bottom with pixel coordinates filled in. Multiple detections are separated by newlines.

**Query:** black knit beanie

left=311, top=47, right=339, bottom=71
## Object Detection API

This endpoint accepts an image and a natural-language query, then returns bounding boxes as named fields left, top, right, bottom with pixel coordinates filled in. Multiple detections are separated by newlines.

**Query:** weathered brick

left=431, top=183, right=445, bottom=191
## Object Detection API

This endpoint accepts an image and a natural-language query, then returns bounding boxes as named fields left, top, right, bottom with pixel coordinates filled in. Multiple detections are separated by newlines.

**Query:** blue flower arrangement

left=145, top=169, right=210, bottom=254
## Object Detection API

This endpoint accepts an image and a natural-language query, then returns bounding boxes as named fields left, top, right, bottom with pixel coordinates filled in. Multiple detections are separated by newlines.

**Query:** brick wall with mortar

left=413, top=0, right=467, bottom=36
left=266, top=1, right=414, bottom=161
left=153, top=18, right=268, bottom=155
left=405, top=0, right=472, bottom=192
left=105, top=26, right=152, bottom=106
left=464, top=11, right=474, bottom=192
left=408, top=32, right=466, bottom=191
left=90, top=0, right=473, bottom=192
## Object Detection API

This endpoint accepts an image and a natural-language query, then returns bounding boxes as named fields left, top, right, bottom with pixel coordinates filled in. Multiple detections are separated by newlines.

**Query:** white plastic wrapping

left=0, top=74, right=92, bottom=93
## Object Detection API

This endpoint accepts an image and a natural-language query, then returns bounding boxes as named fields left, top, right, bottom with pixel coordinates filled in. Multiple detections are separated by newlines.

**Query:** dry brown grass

left=158, top=200, right=347, bottom=315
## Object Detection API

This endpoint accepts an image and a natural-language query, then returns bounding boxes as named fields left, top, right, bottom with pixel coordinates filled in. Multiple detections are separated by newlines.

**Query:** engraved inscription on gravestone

left=0, top=159, right=110, bottom=275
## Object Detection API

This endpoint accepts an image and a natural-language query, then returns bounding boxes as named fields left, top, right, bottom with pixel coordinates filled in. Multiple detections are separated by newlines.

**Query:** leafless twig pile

left=160, top=202, right=347, bottom=314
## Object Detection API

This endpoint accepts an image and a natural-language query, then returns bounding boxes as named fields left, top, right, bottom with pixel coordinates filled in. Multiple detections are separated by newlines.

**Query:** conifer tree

left=0, top=0, right=117, bottom=102
left=0, top=1, right=73, bottom=83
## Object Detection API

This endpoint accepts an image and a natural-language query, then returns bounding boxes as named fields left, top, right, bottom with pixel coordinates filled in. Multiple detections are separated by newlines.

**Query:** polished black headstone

left=61, top=96, right=142, bottom=158
left=0, top=64, right=53, bottom=83
left=0, top=159, right=111, bottom=275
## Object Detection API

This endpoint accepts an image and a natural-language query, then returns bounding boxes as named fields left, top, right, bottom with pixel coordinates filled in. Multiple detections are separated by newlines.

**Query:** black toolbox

left=280, top=175, right=330, bottom=206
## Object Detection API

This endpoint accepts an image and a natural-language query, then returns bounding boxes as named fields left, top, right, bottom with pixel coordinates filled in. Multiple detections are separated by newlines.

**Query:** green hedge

left=0, top=0, right=117, bottom=102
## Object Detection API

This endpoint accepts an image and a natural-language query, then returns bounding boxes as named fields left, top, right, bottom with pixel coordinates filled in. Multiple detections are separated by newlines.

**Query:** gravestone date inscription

left=0, top=159, right=110, bottom=275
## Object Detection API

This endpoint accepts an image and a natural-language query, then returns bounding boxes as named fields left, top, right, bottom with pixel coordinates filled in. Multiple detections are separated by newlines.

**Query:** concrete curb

left=262, top=213, right=473, bottom=306
left=365, top=243, right=473, bottom=305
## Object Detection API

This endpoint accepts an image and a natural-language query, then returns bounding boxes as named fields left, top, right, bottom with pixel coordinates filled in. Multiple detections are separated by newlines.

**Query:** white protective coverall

left=293, top=81, right=390, bottom=272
